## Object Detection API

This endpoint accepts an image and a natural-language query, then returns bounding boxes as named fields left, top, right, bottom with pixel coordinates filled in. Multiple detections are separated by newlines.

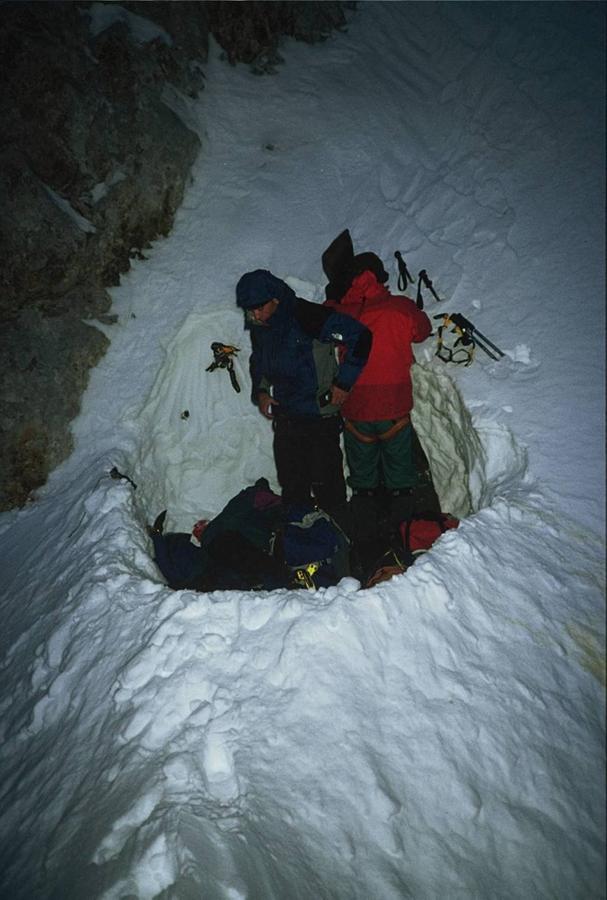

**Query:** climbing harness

left=393, top=248, right=504, bottom=363
left=434, top=313, right=504, bottom=364
left=343, top=415, right=410, bottom=444
left=434, top=314, right=475, bottom=365
left=206, top=342, right=241, bottom=392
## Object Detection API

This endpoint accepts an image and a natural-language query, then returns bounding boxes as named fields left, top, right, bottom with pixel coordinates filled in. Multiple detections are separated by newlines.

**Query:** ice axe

left=206, top=342, right=241, bottom=393
left=434, top=313, right=504, bottom=363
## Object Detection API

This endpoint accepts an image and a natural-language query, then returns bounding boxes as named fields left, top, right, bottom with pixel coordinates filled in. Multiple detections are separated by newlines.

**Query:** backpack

left=152, top=493, right=351, bottom=593
left=400, top=512, right=460, bottom=562
left=281, top=505, right=350, bottom=588
left=151, top=531, right=207, bottom=590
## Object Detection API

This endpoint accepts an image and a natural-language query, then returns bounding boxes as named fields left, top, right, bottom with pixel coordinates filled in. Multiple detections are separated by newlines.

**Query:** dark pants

left=344, top=420, right=416, bottom=490
left=273, top=414, right=346, bottom=518
left=348, top=425, right=442, bottom=572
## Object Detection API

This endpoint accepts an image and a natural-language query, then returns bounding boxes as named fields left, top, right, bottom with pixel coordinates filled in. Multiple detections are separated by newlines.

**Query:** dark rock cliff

left=0, top=1, right=351, bottom=510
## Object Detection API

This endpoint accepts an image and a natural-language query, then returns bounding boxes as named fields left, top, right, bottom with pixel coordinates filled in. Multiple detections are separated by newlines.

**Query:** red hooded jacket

left=327, top=270, right=431, bottom=421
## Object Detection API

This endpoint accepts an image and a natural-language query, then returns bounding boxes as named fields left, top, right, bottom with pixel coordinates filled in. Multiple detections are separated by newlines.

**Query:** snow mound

left=132, top=309, right=275, bottom=532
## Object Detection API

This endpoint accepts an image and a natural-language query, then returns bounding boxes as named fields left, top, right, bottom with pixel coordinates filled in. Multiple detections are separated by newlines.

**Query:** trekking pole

left=394, top=251, right=414, bottom=293
left=449, top=314, right=505, bottom=359
left=416, top=269, right=443, bottom=311
left=467, top=333, right=502, bottom=361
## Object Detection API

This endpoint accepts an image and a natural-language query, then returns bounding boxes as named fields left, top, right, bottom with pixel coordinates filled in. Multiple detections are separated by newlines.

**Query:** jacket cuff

left=335, top=358, right=363, bottom=390
left=333, top=377, right=351, bottom=392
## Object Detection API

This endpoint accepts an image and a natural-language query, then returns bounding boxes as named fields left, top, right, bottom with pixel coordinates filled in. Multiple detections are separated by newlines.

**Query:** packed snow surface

left=0, top=3, right=604, bottom=899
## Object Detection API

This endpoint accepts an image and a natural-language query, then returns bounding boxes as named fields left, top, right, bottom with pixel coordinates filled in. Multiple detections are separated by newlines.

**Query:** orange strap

left=344, top=415, right=410, bottom=444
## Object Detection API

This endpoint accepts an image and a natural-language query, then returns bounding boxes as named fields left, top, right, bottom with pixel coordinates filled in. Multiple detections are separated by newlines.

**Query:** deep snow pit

left=129, top=307, right=526, bottom=548
left=1, top=0, right=605, bottom=893
left=23, top=314, right=596, bottom=900
left=56, top=325, right=598, bottom=900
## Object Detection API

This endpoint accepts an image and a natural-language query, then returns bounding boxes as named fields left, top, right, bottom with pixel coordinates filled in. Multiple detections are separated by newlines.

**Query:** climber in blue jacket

left=236, top=269, right=372, bottom=528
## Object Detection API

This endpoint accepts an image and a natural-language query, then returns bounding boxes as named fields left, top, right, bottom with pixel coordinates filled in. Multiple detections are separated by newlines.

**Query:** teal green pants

left=344, top=420, right=417, bottom=491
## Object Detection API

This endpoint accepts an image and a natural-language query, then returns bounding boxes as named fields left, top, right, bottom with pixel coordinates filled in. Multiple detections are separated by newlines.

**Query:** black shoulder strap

left=322, top=229, right=354, bottom=281
left=293, top=297, right=333, bottom=339
left=322, top=229, right=356, bottom=301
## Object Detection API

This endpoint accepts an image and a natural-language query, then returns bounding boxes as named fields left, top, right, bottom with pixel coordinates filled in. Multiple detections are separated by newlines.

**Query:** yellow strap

left=294, top=562, right=320, bottom=589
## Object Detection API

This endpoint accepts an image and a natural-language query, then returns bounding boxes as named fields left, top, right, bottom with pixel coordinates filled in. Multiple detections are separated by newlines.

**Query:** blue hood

left=236, top=270, right=296, bottom=310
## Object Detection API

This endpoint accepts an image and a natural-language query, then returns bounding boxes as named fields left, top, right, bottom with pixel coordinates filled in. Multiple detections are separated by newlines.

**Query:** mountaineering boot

left=323, top=499, right=353, bottom=541
left=348, top=488, right=386, bottom=582
left=387, top=488, right=415, bottom=530
left=349, top=488, right=380, bottom=544
left=411, top=478, right=442, bottom=517
left=411, top=429, right=441, bottom=516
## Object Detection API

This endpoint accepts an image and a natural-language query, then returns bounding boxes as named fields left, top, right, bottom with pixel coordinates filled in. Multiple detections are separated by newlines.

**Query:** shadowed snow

left=0, top=3, right=604, bottom=899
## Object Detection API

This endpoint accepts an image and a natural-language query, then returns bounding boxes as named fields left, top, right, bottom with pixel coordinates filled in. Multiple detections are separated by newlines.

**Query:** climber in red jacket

left=324, top=237, right=431, bottom=540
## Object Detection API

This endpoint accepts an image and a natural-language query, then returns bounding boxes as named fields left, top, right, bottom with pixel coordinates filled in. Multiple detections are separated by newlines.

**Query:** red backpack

left=400, top=513, right=459, bottom=560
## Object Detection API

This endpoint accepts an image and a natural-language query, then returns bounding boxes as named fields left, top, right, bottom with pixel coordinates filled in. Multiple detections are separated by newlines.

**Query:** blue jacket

left=152, top=479, right=287, bottom=590
left=237, top=271, right=372, bottom=418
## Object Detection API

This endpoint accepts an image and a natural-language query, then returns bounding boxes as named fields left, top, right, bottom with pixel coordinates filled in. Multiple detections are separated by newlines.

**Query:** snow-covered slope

left=0, top=4, right=604, bottom=898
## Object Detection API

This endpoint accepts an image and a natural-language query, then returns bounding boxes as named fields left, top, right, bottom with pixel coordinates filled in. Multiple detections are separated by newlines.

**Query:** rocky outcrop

left=0, top=1, right=351, bottom=510
left=206, top=1, right=351, bottom=72
left=1, top=1, right=208, bottom=509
